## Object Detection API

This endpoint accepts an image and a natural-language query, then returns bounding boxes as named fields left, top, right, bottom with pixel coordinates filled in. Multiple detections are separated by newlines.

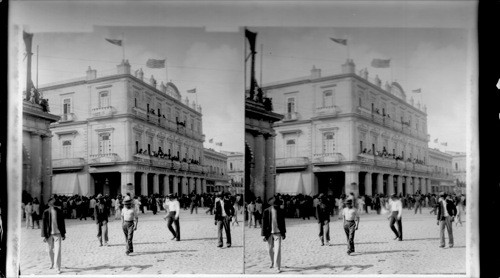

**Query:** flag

left=245, top=28, right=257, bottom=54
left=412, top=88, right=421, bottom=94
left=187, top=88, right=196, bottom=94
left=216, top=142, right=223, bottom=146
left=209, top=138, right=214, bottom=143
left=371, top=58, right=391, bottom=68
left=330, top=37, right=347, bottom=46
left=105, top=38, right=122, bottom=46
left=146, top=59, right=166, bottom=69
left=434, top=138, right=438, bottom=143
left=441, top=142, right=447, bottom=146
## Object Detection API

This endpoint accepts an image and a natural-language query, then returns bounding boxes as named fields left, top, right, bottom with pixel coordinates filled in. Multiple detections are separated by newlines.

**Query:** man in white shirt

left=166, top=194, right=180, bottom=241
left=388, top=194, right=403, bottom=241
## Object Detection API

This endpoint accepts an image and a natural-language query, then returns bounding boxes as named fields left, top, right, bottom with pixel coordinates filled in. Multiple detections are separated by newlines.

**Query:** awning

left=52, top=173, right=80, bottom=196
left=275, top=172, right=307, bottom=195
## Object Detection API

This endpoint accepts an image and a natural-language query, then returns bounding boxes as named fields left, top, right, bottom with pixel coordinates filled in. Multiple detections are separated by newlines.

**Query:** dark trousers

left=167, top=213, right=180, bottom=240
left=190, top=204, right=198, bottom=214
left=122, top=221, right=134, bottom=253
left=344, top=220, right=356, bottom=252
left=217, top=216, right=231, bottom=246
left=389, top=212, right=403, bottom=240
left=97, top=220, right=108, bottom=244
left=318, top=220, right=330, bottom=243
left=414, top=204, right=422, bottom=214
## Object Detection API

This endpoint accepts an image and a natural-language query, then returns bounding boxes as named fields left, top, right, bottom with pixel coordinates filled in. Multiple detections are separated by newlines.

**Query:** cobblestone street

left=20, top=208, right=244, bottom=275
left=244, top=207, right=466, bottom=275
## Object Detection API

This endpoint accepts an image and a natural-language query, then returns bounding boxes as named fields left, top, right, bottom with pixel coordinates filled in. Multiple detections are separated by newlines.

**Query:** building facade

left=203, top=148, right=230, bottom=193
left=221, top=150, right=244, bottom=194
left=447, top=150, right=466, bottom=194
left=428, top=148, right=455, bottom=193
left=264, top=59, right=436, bottom=197
left=39, top=60, right=210, bottom=197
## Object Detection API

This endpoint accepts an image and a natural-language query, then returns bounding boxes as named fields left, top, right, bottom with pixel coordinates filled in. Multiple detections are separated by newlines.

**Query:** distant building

left=203, top=148, right=230, bottom=193
left=221, top=150, right=244, bottom=194
left=263, top=59, right=435, bottom=197
left=428, top=148, right=455, bottom=193
left=39, top=60, right=208, bottom=197
left=447, top=151, right=466, bottom=194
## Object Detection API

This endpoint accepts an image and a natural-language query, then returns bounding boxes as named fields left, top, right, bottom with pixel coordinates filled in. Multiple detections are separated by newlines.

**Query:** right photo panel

left=244, top=23, right=472, bottom=275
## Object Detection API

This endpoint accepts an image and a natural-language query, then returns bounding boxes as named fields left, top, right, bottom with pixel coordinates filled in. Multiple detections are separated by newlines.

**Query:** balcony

left=357, top=153, right=375, bottom=165
left=91, top=106, right=115, bottom=118
left=313, top=153, right=344, bottom=164
left=282, top=112, right=300, bottom=122
left=89, top=153, right=118, bottom=165
left=59, top=113, right=76, bottom=123
left=132, top=107, right=148, bottom=121
left=188, top=164, right=203, bottom=173
left=315, top=106, right=339, bottom=118
left=172, top=161, right=181, bottom=170
left=180, top=162, right=189, bottom=171
left=52, top=157, right=85, bottom=170
left=374, top=156, right=396, bottom=168
left=414, top=163, right=429, bottom=173
left=275, top=157, right=309, bottom=169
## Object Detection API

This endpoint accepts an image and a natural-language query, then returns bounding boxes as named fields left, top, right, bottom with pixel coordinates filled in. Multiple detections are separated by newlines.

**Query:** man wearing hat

left=437, top=192, right=457, bottom=248
left=342, top=198, right=359, bottom=255
left=316, top=194, right=331, bottom=246
left=388, top=194, right=403, bottom=241
left=94, top=194, right=109, bottom=247
left=262, top=196, right=286, bottom=273
left=121, top=195, right=138, bottom=255
left=214, top=192, right=234, bottom=248
left=41, top=197, right=66, bottom=274
left=165, top=194, right=181, bottom=241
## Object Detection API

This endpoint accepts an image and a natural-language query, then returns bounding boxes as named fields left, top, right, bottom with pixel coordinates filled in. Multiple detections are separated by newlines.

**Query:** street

left=244, top=207, right=466, bottom=275
left=20, top=208, right=244, bottom=275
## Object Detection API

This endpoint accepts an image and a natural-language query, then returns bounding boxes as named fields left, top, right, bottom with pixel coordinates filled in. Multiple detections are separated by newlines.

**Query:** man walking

left=388, top=194, right=403, bottom=241
left=41, top=197, right=66, bottom=274
left=437, top=192, right=457, bottom=248
left=94, top=194, right=109, bottom=247
left=165, top=194, right=180, bottom=241
left=262, top=197, right=286, bottom=273
left=342, top=199, right=359, bottom=255
left=214, top=192, right=234, bottom=248
left=316, top=195, right=330, bottom=246
left=121, top=196, right=138, bottom=255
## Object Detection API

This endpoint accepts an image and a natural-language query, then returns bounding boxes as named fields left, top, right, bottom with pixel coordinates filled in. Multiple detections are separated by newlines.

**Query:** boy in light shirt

left=342, top=199, right=360, bottom=255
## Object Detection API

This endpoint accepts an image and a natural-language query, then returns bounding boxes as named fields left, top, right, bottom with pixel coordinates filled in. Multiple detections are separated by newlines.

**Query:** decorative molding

left=320, top=84, right=337, bottom=89
left=279, top=129, right=302, bottom=136
left=96, top=84, right=112, bottom=90
left=54, top=130, right=78, bottom=139
left=95, top=127, right=115, bottom=133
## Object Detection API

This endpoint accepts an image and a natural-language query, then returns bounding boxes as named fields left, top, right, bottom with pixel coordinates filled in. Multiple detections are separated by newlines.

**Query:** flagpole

left=346, top=35, right=350, bottom=60
left=122, top=32, right=125, bottom=61
left=244, top=31, right=247, bottom=97
left=36, top=44, right=39, bottom=89
left=260, top=44, right=263, bottom=86
left=165, top=58, right=168, bottom=83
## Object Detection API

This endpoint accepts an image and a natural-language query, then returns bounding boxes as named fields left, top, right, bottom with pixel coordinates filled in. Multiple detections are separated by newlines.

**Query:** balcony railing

left=180, top=162, right=189, bottom=171
left=59, top=113, right=76, bottom=123
left=275, top=157, right=309, bottom=168
left=315, top=106, right=339, bottom=117
left=52, top=157, right=85, bottom=170
left=172, top=161, right=181, bottom=170
left=91, top=106, right=115, bottom=118
left=357, top=153, right=375, bottom=164
left=313, top=153, right=344, bottom=164
left=283, top=112, right=300, bottom=122
left=89, top=153, right=118, bottom=165
left=374, top=156, right=396, bottom=168
left=188, top=164, right=203, bottom=173
left=132, top=107, right=148, bottom=120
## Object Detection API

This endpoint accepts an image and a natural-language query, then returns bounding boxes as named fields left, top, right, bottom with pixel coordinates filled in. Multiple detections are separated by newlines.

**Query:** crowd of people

left=361, top=147, right=426, bottom=165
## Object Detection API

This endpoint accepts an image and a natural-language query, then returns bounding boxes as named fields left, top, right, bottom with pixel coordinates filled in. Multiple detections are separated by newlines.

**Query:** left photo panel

left=12, top=25, right=244, bottom=275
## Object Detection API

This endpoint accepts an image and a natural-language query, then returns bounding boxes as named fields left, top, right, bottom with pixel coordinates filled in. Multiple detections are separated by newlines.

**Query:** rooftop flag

left=216, top=142, right=223, bottom=146
left=371, top=58, right=391, bottom=68
left=105, top=38, right=122, bottom=46
left=146, top=59, right=166, bottom=69
left=412, top=88, right=421, bottom=93
left=330, top=37, right=347, bottom=45
left=187, top=88, right=196, bottom=94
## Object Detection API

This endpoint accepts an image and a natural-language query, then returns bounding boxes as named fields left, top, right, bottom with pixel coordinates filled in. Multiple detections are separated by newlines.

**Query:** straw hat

left=122, top=196, right=132, bottom=205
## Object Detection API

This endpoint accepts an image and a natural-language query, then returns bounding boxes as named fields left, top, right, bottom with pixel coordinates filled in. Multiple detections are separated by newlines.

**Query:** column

left=141, top=172, right=148, bottom=196
left=344, top=171, right=359, bottom=196
left=397, top=175, right=403, bottom=195
left=153, top=174, right=159, bottom=194
left=387, top=174, right=394, bottom=195
left=41, top=135, right=53, bottom=204
left=405, top=176, right=412, bottom=195
left=173, top=176, right=179, bottom=195
left=254, top=134, right=266, bottom=199
left=120, top=172, right=134, bottom=196
left=182, top=176, right=189, bottom=194
left=265, top=135, right=276, bottom=200
left=376, top=173, right=384, bottom=194
left=196, top=178, right=202, bottom=194
left=426, top=179, right=432, bottom=194
left=202, top=179, right=207, bottom=193
left=414, top=177, right=420, bottom=194
left=30, top=133, right=42, bottom=200
left=420, top=178, right=427, bottom=194
left=189, top=177, right=195, bottom=194
left=163, top=175, right=170, bottom=195
left=364, top=172, right=372, bottom=196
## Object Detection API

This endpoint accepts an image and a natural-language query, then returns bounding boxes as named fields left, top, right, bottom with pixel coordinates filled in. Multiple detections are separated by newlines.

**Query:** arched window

left=323, top=132, right=335, bottom=154
left=62, top=140, right=72, bottom=158
left=323, top=90, right=333, bottom=107
left=99, top=91, right=110, bottom=108
left=285, top=139, right=296, bottom=157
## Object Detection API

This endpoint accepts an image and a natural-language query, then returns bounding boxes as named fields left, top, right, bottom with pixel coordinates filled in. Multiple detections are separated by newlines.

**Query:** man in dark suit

left=437, top=192, right=457, bottom=248
left=262, top=196, right=286, bottom=273
left=214, top=192, right=234, bottom=248
left=316, top=195, right=330, bottom=246
left=41, top=197, right=66, bottom=274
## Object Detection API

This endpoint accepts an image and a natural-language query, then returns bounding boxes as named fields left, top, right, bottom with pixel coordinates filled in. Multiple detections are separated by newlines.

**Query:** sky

left=247, top=26, right=471, bottom=153
left=29, top=26, right=244, bottom=153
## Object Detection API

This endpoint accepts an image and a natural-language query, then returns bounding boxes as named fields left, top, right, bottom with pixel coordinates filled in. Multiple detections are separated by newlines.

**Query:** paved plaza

left=244, top=207, right=466, bottom=275
left=20, top=208, right=244, bottom=275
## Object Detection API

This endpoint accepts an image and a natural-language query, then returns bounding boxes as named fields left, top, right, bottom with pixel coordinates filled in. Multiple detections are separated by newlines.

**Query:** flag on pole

left=187, top=88, right=196, bottom=94
left=434, top=138, right=438, bottom=143
left=105, top=38, right=122, bottom=46
left=371, top=58, right=391, bottom=68
left=412, top=88, right=422, bottom=94
left=146, top=59, right=166, bottom=69
left=216, top=142, right=223, bottom=146
left=330, top=37, right=347, bottom=45
left=209, top=138, right=214, bottom=143
left=441, top=142, right=447, bottom=146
